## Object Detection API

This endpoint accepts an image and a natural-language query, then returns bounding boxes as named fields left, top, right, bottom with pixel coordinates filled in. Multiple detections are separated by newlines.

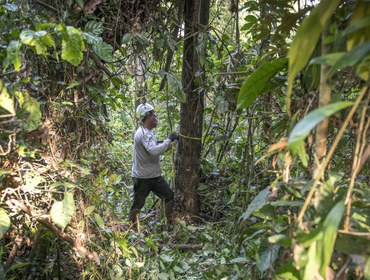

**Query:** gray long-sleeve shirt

left=131, top=126, right=172, bottom=178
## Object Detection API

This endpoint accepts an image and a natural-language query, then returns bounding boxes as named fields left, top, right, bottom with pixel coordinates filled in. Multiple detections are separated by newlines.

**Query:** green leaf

left=0, top=82, right=15, bottom=115
left=288, top=0, right=341, bottom=106
left=329, top=42, right=370, bottom=76
left=0, top=208, right=10, bottom=238
left=254, top=204, right=276, bottom=220
left=7, top=262, right=32, bottom=272
left=268, top=234, right=292, bottom=247
left=296, top=227, right=323, bottom=248
left=20, top=29, right=54, bottom=55
left=318, top=200, right=344, bottom=277
left=121, top=33, right=133, bottom=44
left=82, top=32, right=102, bottom=45
left=60, top=26, right=85, bottom=66
left=270, top=200, right=303, bottom=207
left=84, top=206, right=95, bottom=216
left=336, top=234, right=370, bottom=255
left=274, top=262, right=300, bottom=280
left=303, top=242, right=320, bottom=280
left=343, top=17, right=370, bottom=37
left=160, top=254, right=174, bottom=262
left=75, top=0, right=84, bottom=9
left=288, top=102, right=353, bottom=146
left=4, top=40, right=21, bottom=71
left=346, top=2, right=370, bottom=51
left=50, top=192, right=75, bottom=231
left=309, top=52, right=345, bottom=66
left=237, top=58, right=288, bottom=110
left=364, top=257, right=370, bottom=280
left=289, top=139, right=309, bottom=168
left=92, top=40, right=113, bottom=62
left=240, top=187, right=270, bottom=220
left=15, top=91, right=42, bottom=132
left=66, top=81, right=81, bottom=89
left=256, top=238, right=280, bottom=273
left=93, top=213, right=105, bottom=229
left=136, top=33, right=149, bottom=47
left=84, top=21, right=104, bottom=36
left=175, top=89, right=186, bottom=103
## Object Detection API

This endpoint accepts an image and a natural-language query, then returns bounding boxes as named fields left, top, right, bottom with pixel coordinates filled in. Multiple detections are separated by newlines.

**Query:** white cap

left=136, top=102, right=154, bottom=119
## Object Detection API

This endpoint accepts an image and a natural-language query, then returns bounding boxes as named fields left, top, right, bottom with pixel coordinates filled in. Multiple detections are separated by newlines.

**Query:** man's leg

left=129, top=178, right=150, bottom=230
left=151, top=177, right=174, bottom=223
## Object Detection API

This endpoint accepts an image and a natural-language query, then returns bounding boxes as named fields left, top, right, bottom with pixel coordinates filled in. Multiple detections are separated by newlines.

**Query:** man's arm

left=142, top=133, right=173, bottom=156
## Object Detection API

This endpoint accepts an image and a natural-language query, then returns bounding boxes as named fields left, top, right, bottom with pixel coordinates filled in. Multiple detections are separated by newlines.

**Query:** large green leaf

left=237, top=58, right=287, bottom=110
left=15, top=91, right=42, bottom=132
left=288, top=0, right=341, bottom=100
left=4, top=40, right=21, bottom=71
left=329, top=41, right=370, bottom=76
left=0, top=208, right=10, bottom=238
left=240, top=187, right=270, bottom=221
left=92, top=40, right=113, bottom=62
left=50, top=192, right=76, bottom=231
left=20, top=29, right=55, bottom=55
left=303, top=241, right=320, bottom=280
left=318, top=200, right=344, bottom=277
left=256, top=238, right=280, bottom=273
left=302, top=201, right=344, bottom=279
left=60, top=26, right=85, bottom=66
left=288, top=102, right=353, bottom=146
left=0, top=81, right=15, bottom=115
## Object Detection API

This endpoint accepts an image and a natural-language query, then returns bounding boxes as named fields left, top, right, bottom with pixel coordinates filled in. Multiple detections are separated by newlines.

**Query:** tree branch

left=90, top=52, right=115, bottom=78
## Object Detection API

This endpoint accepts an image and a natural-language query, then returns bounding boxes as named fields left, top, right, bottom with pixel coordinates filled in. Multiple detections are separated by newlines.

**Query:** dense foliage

left=0, top=0, right=370, bottom=279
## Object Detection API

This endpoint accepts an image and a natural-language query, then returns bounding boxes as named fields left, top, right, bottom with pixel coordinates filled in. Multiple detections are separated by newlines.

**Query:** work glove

left=168, top=132, right=179, bottom=142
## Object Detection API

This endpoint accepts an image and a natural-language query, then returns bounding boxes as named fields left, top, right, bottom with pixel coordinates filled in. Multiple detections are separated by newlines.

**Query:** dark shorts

left=130, top=176, right=174, bottom=211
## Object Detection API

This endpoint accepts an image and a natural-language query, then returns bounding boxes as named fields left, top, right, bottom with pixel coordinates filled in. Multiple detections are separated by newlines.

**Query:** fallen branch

left=158, top=243, right=203, bottom=250
left=7, top=199, right=100, bottom=264
left=34, top=0, right=58, bottom=13
left=4, top=234, right=23, bottom=271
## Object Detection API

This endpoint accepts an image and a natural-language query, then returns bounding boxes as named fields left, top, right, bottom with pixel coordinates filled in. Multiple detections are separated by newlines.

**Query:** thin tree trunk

left=314, top=23, right=332, bottom=178
left=134, top=53, right=147, bottom=128
left=176, top=0, right=210, bottom=217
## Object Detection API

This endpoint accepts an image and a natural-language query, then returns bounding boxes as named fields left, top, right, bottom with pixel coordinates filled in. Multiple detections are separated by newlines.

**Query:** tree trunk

left=314, top=23, right=332, bottom=178
left=176, top=0, right=210, bottom=217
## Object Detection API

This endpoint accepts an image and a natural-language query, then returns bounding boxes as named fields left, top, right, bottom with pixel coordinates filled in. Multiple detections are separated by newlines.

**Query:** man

left=129, top=102, right=178, bottom=230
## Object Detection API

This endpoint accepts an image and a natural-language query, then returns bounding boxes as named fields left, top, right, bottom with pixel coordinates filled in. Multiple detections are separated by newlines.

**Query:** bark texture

left=176, top=0, right=210, bottom=216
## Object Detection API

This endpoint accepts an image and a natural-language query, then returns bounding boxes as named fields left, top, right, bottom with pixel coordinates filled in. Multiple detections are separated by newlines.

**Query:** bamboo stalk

left=344, top=93, right=370, bottom=231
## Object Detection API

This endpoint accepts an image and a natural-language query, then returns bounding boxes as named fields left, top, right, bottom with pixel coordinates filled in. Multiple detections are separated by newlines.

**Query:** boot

left=164, top=200, right=174, bottom=225
left=129, top=209, right=140, bottom=232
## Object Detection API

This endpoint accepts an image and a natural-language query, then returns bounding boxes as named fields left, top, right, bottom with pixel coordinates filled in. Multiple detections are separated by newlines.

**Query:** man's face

left=144, top=110, right=158, bottom=129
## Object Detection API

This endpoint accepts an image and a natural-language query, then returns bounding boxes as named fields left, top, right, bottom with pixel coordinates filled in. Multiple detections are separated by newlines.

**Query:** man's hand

left=168, top=132, right=179, bottom=142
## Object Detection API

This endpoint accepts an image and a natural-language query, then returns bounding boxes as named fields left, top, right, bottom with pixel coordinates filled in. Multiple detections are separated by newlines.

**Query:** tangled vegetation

left=1, top=0, right=370, bottom=279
